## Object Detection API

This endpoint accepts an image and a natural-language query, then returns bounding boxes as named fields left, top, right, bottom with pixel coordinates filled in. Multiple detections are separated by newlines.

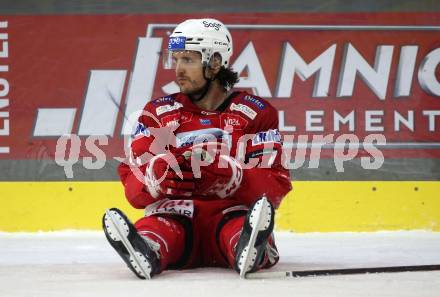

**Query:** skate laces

left=265, top=243, right=279, bottom=265
left=256, top=242, right=279, bottom=267
left=140, top=234, right=161, bottom=259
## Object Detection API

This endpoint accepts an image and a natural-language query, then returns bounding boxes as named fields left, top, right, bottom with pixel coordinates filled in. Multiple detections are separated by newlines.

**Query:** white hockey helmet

left=164, top=18, right=233, bottom=69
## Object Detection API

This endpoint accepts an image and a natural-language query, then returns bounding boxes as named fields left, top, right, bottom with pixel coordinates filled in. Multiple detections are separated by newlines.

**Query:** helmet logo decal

left=202, top=21, right=222, bottom=31
left=168, top=36, right=186, bottom=50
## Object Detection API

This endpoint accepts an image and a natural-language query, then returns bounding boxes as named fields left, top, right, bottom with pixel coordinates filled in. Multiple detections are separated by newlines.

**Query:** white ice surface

left=0, top=231, right=439, bottom=297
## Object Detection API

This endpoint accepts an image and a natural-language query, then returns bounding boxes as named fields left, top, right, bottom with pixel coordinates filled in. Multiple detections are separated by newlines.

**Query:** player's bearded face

left=173, top=51, right=207, bottom=96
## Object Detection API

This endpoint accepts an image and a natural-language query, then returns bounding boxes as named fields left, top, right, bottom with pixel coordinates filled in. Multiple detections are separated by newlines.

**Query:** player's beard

left=179, top=79, right=209, bottom=99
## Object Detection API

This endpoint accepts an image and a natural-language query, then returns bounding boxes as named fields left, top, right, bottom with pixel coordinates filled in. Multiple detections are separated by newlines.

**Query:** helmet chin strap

left=188, top=65, right=216, bottom=102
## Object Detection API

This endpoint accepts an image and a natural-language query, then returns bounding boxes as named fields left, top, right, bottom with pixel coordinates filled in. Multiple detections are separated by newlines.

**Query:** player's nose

left=175, top=60, right=185, bottom=75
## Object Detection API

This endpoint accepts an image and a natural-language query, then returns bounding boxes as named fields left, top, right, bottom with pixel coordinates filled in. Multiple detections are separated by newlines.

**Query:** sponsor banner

left=1, top=181, right=439, bottom=231
left=0, top=13, right=440, bottom=162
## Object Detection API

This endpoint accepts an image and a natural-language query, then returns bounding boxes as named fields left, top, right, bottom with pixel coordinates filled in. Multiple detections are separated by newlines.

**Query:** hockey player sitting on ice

left=103, top=18, right=292, bottom=279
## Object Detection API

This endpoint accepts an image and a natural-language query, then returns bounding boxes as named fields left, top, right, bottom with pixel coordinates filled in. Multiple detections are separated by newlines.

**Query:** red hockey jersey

left=118, top=91, right=292, bottom=209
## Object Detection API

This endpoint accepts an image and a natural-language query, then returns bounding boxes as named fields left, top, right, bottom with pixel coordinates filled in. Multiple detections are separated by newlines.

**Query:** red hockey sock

left=134, top=215, right=186, bottom=271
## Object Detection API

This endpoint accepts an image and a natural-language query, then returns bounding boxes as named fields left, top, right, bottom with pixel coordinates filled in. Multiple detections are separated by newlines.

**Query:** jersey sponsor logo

left=230, top=103, right=257, bottom=120
left=201, top=110, right=217, bottom=115
left=175, top=128, right=230, bottom=147
left=132, top=122, right=150, bottom=138
left=244, top=95, right=266, bottom=110
left=145, top=199, right=194, bottom=218
left=161, top=113, right=180, bottom=127
left=252, top=129, right=281, bottom=146
left=156, top=102, right=183, bottom=116
left=220, top=113, right=248, bottom=130
left=166, top=120, right=179, bottom=127
left=245, top=148, right=278, bottom=162
left=161, top=111, right=193, bottom=127
left=224, top=117, right=241, bottom=127
left=199, top=118, right=212, bottom=125
left=152, top=96, right=174, bottom=106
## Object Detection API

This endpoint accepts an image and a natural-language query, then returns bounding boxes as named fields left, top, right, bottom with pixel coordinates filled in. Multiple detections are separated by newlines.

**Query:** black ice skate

left=234, top=196, right=275, bottom=278
left=102, top=208, right=160, bottom=279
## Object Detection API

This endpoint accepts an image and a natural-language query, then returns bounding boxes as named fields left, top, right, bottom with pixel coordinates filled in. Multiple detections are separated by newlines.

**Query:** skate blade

left=238, top=197, right=273, bottom=278
left=104, top=209, right=152, bottom=279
